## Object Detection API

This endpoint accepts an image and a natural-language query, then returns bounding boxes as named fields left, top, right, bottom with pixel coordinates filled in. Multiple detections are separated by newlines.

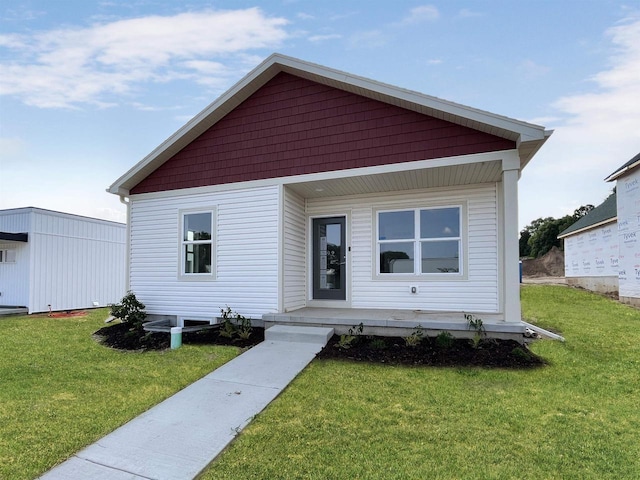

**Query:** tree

left=519, top=204, right=594, bottom=258
left=573, top=204, right=594, bottom=219
left=519, top=229, right=532, bottom=257
left=527, top=215, right=572, bottom=258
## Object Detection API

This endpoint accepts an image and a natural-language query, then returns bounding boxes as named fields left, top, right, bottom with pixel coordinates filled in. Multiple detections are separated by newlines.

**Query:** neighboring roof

left=0, top=207, right=125, bottom=226
left=558, top=192, right=617, bottom=238
left=108, top=53, right=552, bottom=197
left=605, top=152, right=640, bottom=182
left=0, top=232, right=28, bottom=242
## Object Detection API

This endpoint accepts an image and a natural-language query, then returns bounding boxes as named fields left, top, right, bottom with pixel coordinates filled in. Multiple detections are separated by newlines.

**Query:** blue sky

left=1, top=1, right=639, bottom=230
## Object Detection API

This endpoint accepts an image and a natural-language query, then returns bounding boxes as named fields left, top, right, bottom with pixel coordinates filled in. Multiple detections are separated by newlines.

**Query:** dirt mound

left=522, top=246, right=565, bottom=277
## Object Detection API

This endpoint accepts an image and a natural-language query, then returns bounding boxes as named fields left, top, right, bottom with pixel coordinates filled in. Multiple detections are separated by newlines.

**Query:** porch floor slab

left=39, top=326, right=333, bottom=480
left=263, top=308, right=525, bottom=335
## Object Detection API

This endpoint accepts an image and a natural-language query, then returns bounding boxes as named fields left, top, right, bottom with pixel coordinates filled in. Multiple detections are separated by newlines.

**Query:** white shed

left=0, top=207, right=126, bottom=313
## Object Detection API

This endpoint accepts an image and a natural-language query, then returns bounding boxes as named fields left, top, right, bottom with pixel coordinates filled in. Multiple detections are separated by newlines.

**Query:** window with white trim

left=181, top=211, right=214, bottom=276
left=0, top=249, right=16, bottom=263
left=377, top=206, right=461, bottom=275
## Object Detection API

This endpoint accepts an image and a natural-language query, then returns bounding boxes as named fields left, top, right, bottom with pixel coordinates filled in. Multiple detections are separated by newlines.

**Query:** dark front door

left=313, top=216, right=346, bottom=300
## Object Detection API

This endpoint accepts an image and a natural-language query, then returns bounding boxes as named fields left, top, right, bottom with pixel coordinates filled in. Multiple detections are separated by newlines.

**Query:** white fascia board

left=605, top=159, right=640, bottom=182
left=557, top=218, right=617, bottom=239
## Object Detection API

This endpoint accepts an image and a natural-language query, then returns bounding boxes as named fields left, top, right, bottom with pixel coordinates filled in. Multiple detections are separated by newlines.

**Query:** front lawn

left=204, top=286, right=640, bottom=479
left=0, top=309, right=240, bottom=479
left=3, top=287, right=639, bottom=479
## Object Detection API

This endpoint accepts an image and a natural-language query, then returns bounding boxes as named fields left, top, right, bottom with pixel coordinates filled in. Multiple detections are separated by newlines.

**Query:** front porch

left=263, top=307, right=525, bottom=341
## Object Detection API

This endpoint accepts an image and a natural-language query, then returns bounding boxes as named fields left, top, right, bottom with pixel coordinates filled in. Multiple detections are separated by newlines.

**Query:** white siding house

left=558, top=194, right=618, bottom=294
left=605, top=152, right=640, bottom=305
left=0, top=207, right=126, bottom=313
left=108, top=54, right=551, bottom=336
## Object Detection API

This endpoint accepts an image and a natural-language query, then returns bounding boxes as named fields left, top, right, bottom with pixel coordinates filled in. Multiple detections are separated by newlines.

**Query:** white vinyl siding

left=283, top=187, right=306, bottom=311
left=129, top=185, right=279, bottom=319
left=307, top=184, right=499, bottom=313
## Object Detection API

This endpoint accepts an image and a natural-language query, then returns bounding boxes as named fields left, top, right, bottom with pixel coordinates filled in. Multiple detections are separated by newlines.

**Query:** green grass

left=0, top=309, right=240, bottom=480
left=3, top=287, right=640, bottom=479
left=203, top=286, right=640, bottom=479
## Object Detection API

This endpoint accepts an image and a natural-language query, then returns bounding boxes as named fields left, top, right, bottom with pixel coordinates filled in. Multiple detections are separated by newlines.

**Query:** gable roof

left=108, top=53, right=552, bottom=197
left=557, top=192, right=617, bottom=238
left=605, top=151, right=640, bottom=182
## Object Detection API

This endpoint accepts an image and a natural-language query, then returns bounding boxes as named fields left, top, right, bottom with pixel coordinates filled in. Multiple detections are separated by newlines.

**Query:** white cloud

left=399, top=5, right=440, bottom=25
left=0, top=8, right=289, bottom=108
left=0, top=137, right=28, bottom=166
left=518, top=59, right=551, bottom=78
left=309, top=33, right=342, bottom=43
left=519, top=15, right=640, bottom=227
left=349, top=30, right=388, bottom=49
left=458, top=9, right=483, bottom=18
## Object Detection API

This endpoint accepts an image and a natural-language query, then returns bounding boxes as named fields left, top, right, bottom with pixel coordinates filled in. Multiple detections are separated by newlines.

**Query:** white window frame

left=375, top=205, right=464, bottom=277
left=178, top=208, right=216, bottom=281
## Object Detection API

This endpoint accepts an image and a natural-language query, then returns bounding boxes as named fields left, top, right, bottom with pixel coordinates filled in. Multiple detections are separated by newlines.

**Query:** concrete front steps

left=265, top=324, right=334, bottom=345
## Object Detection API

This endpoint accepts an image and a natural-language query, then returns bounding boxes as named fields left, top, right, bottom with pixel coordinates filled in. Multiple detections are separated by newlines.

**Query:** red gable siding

left=131, top=73, right=515, bottom=194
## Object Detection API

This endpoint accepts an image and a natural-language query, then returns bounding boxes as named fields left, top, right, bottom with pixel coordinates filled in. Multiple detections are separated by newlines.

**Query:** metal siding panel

left=129, top=185, right=280, bottom=319
left=27, top=211, right=126, bottom=313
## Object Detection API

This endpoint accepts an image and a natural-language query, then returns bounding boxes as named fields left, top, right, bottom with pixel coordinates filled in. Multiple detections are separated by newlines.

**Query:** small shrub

left=404, top=324, right=424, bottom=347
left=219, top=306, right=237, bottom=338
left=369, top=338, right=387, bottom=350
left=436, top=331, right=454, bottom=349
left=219, top=306, right=253, bottom=340
left=465, top=313, right=486, bottom=349
left=109, top=291, right=146, bottom=329
left=336, top=334, right=356, bottom=350
left=336, top=323, right=365, bottom=350
left=237, top=314, right=253, bottom=340
left=511, top=346, right=532, bottom=361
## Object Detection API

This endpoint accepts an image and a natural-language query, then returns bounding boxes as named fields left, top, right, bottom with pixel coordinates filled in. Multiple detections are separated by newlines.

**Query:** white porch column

left=501, top=154, right=521, bottom=322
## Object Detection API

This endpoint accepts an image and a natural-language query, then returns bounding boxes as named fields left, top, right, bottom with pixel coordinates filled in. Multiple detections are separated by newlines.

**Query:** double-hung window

left=181, top=211, right=214, bottom=277
left=377, top=206, right=462, bottom=275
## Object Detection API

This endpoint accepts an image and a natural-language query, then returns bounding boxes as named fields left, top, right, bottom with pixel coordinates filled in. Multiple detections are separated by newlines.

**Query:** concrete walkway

left=40, top=325, right=333, bottom=480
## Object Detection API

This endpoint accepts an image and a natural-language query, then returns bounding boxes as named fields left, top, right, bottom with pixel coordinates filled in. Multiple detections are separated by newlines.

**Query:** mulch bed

left=316, top=335, right=545, bottom=368
left=95, top=322, right=544, bottom=368
left=94, top=322, right=264, bottom=351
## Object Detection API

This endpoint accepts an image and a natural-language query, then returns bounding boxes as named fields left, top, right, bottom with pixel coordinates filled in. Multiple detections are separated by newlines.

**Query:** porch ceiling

left=286, top=160, right=502, bottom=199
